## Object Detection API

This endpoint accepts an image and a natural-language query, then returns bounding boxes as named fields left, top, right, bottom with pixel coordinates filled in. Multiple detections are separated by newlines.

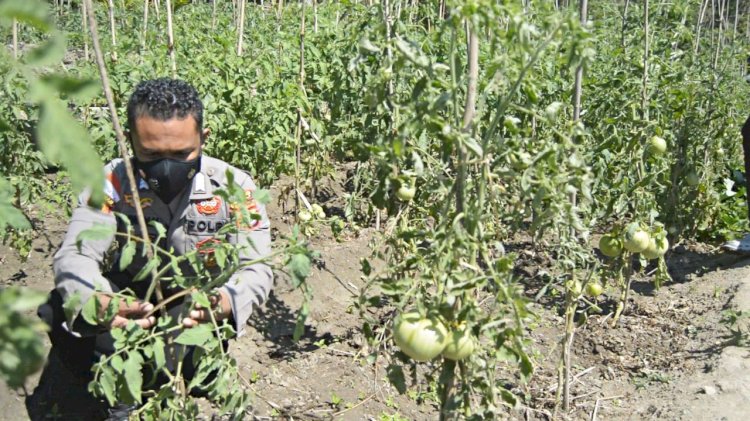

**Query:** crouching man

left=30, top=78, right=272, bottom=420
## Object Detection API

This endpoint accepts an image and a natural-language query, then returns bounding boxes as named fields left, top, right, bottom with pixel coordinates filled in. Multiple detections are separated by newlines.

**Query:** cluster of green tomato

left=298, top=203, right=326, bottom=222
left=392, top=312, right=477, bottom=362
left=598, top=222, right=670, bottom=261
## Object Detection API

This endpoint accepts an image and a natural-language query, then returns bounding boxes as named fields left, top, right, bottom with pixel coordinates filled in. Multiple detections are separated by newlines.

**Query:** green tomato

left=641, top=236, right=669, bottom=260
left=393, top=312, right=448, bottom=362
left=311, top=204, right=326, bottom=219
left=585, top=282, right=604, bottom=297
left=624, top=228, right=650, bottom=253
left=648, top=136, right=667, bottom=155
left=298, top=210, right=312, bottom=222
left=396, top=185, right=416, bottom=202
left=442, top=328, right=477, bottom=361
left=598, top=234, right=623, bottom=257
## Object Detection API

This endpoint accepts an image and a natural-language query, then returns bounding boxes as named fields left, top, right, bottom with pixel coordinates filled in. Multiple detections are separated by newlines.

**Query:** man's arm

left=53, top=198, right=118, bottom=334
left=219, top=176, right=274, bottom=337
left=53, top=164, right=155, bottom=334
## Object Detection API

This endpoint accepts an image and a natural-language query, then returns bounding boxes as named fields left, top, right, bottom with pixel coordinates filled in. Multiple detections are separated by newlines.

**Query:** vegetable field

left=3, top=0, right=750, bottom=420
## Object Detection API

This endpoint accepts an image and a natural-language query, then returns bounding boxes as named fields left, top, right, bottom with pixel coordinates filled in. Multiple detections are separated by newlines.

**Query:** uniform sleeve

left=218, top=174, right=273, bottom=337
left=53, top=169, right=119, bottom=335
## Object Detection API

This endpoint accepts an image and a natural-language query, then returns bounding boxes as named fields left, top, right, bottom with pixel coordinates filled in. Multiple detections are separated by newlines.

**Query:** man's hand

left=182, top=291, right=231, bottom=328
left=95, top=294, right=156, bottom=329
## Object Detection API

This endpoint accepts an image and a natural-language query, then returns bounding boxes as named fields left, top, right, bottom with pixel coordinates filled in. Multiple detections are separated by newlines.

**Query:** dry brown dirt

left=2, top=180, right=750, bottom=420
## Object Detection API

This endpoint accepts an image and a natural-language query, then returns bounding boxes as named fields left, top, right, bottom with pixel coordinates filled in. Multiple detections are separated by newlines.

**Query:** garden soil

left=2, top=180, right=750, bottom=420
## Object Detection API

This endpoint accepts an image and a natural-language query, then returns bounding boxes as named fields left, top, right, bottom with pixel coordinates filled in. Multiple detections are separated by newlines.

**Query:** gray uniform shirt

left=53, top=155, right=273, bottom=337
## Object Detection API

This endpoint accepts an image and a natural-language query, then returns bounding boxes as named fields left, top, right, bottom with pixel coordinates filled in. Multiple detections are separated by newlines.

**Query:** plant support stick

left=83, top=0, right=165, bottom=308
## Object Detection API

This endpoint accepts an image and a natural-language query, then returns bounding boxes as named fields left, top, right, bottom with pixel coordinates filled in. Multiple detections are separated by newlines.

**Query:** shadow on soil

left=249, top=292, right=335, bottom=360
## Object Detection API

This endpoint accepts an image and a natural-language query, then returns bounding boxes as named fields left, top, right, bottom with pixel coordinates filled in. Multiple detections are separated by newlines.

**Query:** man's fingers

left=110, top=315, right=155, bottom=330
left=190, top=309, right=209, bottom=321
left=119, top=300, right=154, bottom=317
left=135, top=316, right=156, bottom=329
left=182, top=317, right=198, bottom=328
left=110, top=315, right=130, bottom=329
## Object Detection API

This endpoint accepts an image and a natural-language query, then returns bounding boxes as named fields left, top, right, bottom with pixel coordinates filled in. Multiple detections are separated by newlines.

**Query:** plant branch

left=83, top=0, right=165, bottom=309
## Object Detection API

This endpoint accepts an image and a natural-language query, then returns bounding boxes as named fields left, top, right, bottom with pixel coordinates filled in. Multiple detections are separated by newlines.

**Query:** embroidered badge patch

left=196, top=238, right=221, bottom=268
left=230, top=190, right=262, bottom=230
left=196, top=196, right=222, bottom=215
left=123, top=194, right=153, bottom=209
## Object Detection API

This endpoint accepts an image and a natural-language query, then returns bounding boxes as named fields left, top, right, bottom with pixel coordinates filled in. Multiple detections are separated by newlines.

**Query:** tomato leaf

left=119, top=241, right=136, bottom=271
left=175, top=324, right=213, bottom=346
left=123, top=354, right=143, bottom=403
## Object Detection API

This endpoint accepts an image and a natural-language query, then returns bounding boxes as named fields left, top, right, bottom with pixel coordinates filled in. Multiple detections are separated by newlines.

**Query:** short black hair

left=126, top=78, right=203, bottom=133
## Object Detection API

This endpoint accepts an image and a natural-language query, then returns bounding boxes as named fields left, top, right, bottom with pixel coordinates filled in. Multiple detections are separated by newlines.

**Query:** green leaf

left=293, top=302, right=309, bottom=341
left=119, top=241, right=136, bottom=271
left=110, top=355, right=124, bottom=373
left=100, top=368, right=117, bottom=406
left=191, top=291, right=211, bottom=308
left=0, top=178, right=30, bottom=231
left=0, top=0, right=52, bottom=31
left=462, top=136, right=483, bottom=158
left=37, top=98, right=104, bottom=207
left=287, top=253, right=311, bottom=289
left=148, top=220, right=167, bottom=240
left=61, top=292, right=82, bottom=324
left=102, top=296, right=119, bottom=324
left=252, top=189, right=271, bottom=205
left=133, top=257, right=159, bottom=282
left=152, top=338, right=166, bottom=371
left=75, top=223, right=115, bottom=251
left=5, top=286, right=46, bottom=312
left=123, top=354, right=143, bottom=403
left=38, top=74, right=101, bottom=103
left=81, top=295, right=100, bottom=326
left=0, top=118, right=11, bottom=132
left=175, top=324, right=213, bottom=346
left=23, top=31, right=66, bottom=66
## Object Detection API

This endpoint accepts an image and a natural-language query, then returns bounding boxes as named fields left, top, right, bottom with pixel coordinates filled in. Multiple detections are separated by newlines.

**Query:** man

left=30, top=78, right=273, bottom=419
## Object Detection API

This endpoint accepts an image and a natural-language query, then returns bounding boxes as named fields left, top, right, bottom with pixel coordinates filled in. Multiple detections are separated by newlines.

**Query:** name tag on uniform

left=185, top=218, right=229, bottom=235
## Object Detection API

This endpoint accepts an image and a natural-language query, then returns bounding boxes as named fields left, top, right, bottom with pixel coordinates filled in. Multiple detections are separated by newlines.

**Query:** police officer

left=30, top=78, right=273, bottom=419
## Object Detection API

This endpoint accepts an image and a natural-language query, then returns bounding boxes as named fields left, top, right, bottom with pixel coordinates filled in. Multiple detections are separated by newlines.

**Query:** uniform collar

left=189, top=158, right=214, bottom=200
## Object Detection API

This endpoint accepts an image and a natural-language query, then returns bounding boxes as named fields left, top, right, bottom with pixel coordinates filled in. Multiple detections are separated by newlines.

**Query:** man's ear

left=201, top=128, right=211, bottom=146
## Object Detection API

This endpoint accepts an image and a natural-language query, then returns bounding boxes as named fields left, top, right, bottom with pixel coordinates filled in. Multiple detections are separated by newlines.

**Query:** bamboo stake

left=166, top=0, right=176, bottom=77
left=212, top=0, right=218, bottom=30
left=455, top=25, right=478, bottom=216
left=560, top=291, right=578, bottom=412
left=710, top=0, right=715, bottom=50
left=313, top=0, right=318, bottom=33
left=714, top=0, right=724, bottom=68
left=141, top=0, right=149, bottom=56
left=82, top=1, right=89, bottom=61
left=294, top=1, right=306, bottom=220
left=572, top=0, right=588, bottom=123
left=733, top=0, right=739, bottom=41
left=695, top=0, right=709, bottom=54
left=620, top=0, right=630, bottom=48
left=641, top=0, right=649, bottom=121
left=107, top=0, right=118, bottom=62
left=12, top=19, right=18, bottom=60
left=237, top=0, right=246, bottom=55
left=154, top=0, right=160, bottom=20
